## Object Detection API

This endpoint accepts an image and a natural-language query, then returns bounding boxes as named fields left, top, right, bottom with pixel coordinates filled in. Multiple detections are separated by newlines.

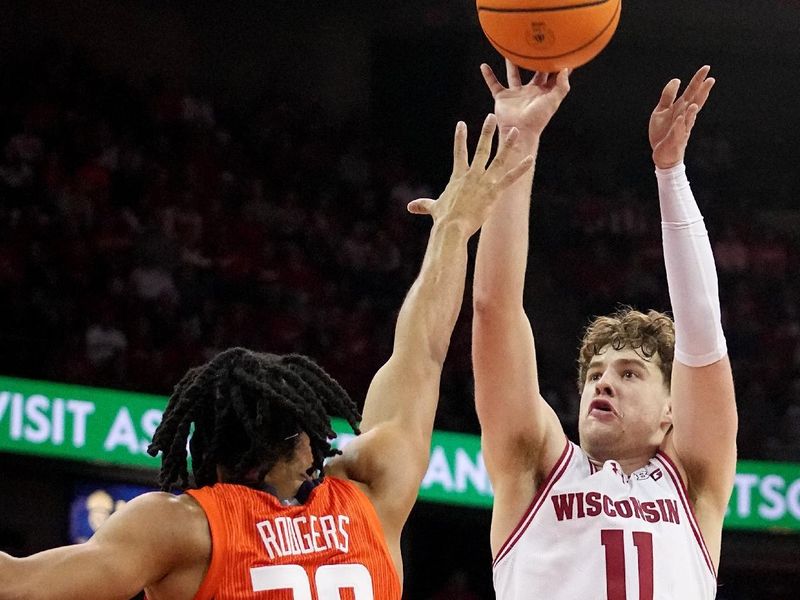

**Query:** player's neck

left=215, top=464, right=308, bottom=501
left=262, top=475, right=304, bottom=501
left=586, top=448, right=657, bottom=476
left=262, top=460, right=314, bottom=502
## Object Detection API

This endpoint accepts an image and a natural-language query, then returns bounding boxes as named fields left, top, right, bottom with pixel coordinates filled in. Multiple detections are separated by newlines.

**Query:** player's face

left=578, top=345, right=671, bottom=461
left=287, top=432, right=314, bottom=482
left=263, top=432, right=314, bottom=498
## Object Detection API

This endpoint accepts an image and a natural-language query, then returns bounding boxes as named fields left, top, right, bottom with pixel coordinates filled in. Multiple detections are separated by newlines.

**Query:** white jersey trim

left=492, top=438, right=573, bottom=568
left=653, top=451, right=717, bottom=579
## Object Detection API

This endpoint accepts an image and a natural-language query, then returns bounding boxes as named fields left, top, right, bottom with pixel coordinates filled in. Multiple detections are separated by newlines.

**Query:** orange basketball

left=476, top=0, right=621, bottom=73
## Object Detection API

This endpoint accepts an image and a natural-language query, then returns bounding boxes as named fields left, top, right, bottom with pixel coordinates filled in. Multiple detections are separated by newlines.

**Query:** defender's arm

left=330, top=117, right=533, bottom=545
left=0, top=492, right=202, bottom=600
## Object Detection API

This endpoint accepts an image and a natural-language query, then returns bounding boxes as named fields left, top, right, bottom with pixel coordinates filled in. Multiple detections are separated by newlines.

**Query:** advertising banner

left=2, top=376, right=798, bottom=532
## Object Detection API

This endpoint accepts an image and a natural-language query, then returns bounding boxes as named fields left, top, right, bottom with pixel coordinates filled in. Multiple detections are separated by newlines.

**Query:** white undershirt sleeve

left=657, top=163, right=727, bottom=367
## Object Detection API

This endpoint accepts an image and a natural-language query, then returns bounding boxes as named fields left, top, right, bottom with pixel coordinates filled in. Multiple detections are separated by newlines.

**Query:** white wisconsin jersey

left=493, top=441, right=717, bottom=600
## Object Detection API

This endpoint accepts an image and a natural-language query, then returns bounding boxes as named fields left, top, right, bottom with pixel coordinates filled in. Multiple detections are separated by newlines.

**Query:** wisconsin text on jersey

left=256, top=513, right=350, bottom=560
left=551, top=461, right=681, bottom=524
left=551, top=492, right=680, bottom=524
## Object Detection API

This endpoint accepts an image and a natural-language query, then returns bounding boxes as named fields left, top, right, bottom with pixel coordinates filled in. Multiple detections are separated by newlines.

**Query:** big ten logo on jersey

left=257, top=514, right=350, bottom=560
left=633, top=467, right=663, bottom=482
left=609, top=462, right=663, bottom=484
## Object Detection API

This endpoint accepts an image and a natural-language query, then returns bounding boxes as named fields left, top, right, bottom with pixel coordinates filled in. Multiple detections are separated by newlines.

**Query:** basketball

left=476, top=0, right=621, bottom=73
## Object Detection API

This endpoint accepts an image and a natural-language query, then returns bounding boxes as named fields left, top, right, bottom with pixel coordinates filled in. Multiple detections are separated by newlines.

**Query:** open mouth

left=589, top=398, right=617, bottom=417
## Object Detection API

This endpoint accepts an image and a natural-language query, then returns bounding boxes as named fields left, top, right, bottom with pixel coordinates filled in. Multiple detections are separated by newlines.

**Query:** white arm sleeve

left=657, top=163, right=727, bottom=367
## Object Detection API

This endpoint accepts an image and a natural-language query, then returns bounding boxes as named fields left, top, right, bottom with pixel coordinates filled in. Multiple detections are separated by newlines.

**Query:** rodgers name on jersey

left=257, top=513, right=351, bottom=560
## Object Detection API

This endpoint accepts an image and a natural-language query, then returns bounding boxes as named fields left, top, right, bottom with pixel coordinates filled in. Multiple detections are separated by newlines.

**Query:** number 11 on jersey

left=601, top=529, right=653, bottom=600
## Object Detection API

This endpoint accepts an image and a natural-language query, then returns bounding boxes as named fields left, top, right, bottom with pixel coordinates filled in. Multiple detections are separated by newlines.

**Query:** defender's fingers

left=407, top=198, right=436, bottom=215
left=486, top=127, right=520, bottom=174
left=481, top=64, right=505, bottom=96
left=471, top=113, right=498, bottom=170
left=452, top=121, right=469, bottom=177
left=495, top=155, right=535, bottom=192
left=657, top=79, right=681, bottom=110
left=505, top=59, right=523, bottom=87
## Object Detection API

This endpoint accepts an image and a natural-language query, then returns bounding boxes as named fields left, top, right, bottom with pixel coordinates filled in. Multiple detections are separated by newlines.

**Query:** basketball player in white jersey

left=472, top=60, right=736, bottom=599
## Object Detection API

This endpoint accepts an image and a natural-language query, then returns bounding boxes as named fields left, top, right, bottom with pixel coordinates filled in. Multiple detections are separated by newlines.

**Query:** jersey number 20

left=250, top=563, right=373, bottom=599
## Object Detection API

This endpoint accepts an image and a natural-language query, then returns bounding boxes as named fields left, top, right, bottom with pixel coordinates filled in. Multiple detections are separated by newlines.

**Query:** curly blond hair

left=577, top=308, right=675, bottom=390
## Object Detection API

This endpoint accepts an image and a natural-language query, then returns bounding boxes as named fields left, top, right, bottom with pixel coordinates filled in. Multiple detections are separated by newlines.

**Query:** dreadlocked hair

left=147, top=348, right=362, bottom=492
left=577, top=307, right=675, bottom=391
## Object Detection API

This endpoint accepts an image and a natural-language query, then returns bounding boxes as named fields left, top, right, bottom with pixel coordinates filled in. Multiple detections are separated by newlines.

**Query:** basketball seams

left=477, top=0, right=610, bottom=13
left=481, top=0, right=620, bottom=62
left=476, top=0, right=621, bottom=71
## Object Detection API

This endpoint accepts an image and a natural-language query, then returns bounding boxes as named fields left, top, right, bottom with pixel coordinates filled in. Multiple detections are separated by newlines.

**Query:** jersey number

left=600, top=529, right=653, bottom=600
left=250, top=563, right=374, bottom=599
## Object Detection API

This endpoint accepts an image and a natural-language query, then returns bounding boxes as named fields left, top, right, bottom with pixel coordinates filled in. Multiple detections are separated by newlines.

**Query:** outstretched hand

left=650, top=65, right=715, bottom=169
left=481, top=59, right=570, bottom=138
left=407, top=114, right=533, bottom=235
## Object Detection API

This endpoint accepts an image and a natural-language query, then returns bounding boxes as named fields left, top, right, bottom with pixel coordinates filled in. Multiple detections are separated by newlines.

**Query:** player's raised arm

left=471, top=60, right=570, bottom=554
left=650, top=66, right=737, bottom=528
left=328, top=115, right=533, bottom=549
left=0, top=492, right=205, bottom=600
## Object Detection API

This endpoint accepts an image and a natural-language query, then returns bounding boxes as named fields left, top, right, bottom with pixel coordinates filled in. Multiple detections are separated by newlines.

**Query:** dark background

left=0, top=1, right=798, bottom=598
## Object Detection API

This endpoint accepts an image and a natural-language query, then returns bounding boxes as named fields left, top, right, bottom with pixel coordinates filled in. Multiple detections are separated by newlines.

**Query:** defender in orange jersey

left=0, top=115, right=535, bottom=600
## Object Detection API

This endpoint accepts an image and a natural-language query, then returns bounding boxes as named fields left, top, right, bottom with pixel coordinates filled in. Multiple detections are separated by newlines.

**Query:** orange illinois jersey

left=186, top=476, right=401, bottom=600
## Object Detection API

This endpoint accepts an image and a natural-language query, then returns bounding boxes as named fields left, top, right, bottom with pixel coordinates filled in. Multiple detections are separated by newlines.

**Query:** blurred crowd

left=1, top=48, right=799, bottom=470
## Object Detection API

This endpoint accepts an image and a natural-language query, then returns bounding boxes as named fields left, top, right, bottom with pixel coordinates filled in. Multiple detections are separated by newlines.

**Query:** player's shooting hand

left=481, top=59, right=570, bottom=140
left=406, top=114, right=533, bottom=235
left=650, top=65, right=715, bottom=169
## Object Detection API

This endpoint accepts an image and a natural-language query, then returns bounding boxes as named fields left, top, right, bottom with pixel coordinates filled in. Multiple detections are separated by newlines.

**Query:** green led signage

left=0, top=376, right=798, bottom=532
